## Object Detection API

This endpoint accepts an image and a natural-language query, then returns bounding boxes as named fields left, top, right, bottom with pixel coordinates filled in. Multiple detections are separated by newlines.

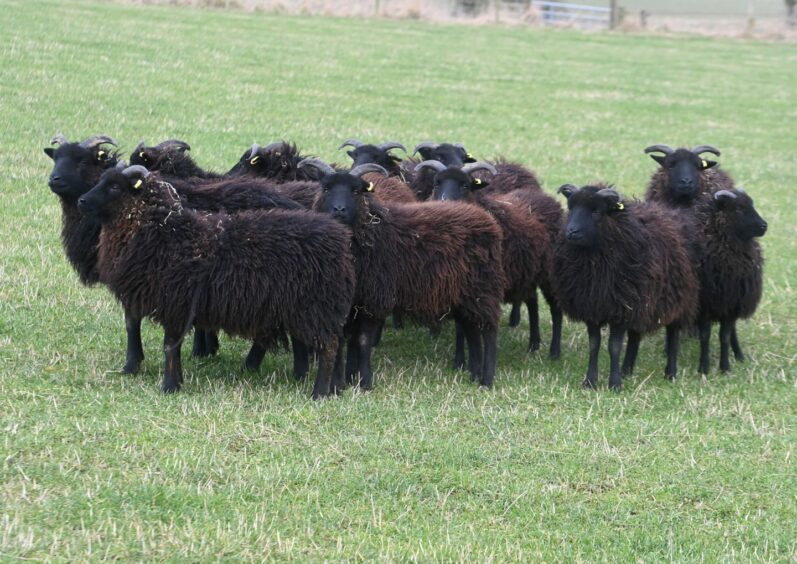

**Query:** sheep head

left=712, top=189, right=767, bottom=241
left=339, top=138, right=407, bottom=173
left=558, top=184, right=626, bottom=249
left=300, top=158, right=388, bottom=226
left=412, top=142, right=476, bottom=166
left=44, top=134, right=119, bottom=199
left=78, top=164, right=150, bottom=223
left=415, top=160, right=497, bottom=202
left=645, top=144, right=721, bottom=203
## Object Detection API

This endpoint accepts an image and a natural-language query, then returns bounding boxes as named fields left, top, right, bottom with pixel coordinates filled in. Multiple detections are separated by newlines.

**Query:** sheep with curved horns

left=299, top=158, right=506, bottom=390
left=338, top=138, right=408, bottom=178
left=227, top=141, right=328, bottom=185
left=415, top=159, right=563, bottom=362
left=697, top=188, right=767, bottom=374
left=78, top=165, right=356, bottom=398
left=643, top=143, right=748, bottom=362
left=130, top=139, right=225, bottom=180
left=44, top=134, right=157, bottom=374
left=553, top=184, right=699, bottom=390
left=408, top=141, right=543, bottom=201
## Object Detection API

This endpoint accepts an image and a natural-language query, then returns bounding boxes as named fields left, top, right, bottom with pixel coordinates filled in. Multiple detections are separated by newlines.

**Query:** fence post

left=375, top=0, right=380, bottom=17
left=609, top=0, right=618, bottom=29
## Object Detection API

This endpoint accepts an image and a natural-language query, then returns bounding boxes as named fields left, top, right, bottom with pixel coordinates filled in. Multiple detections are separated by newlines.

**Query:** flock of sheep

left=44, top=135, right=767, bottom=397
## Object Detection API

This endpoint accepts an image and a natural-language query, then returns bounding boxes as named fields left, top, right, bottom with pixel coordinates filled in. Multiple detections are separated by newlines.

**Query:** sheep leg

left=622, top=330, right=641, bottom=376
left=698, top=321, right=712, bottom=374
left=664, top=324, right=680, bottom=381
left=357, top=316, right=381, bottom=391
left=372, top=319, right=385, bottom=347
left=162, top=330, right=183, bottom=393
left=330, top=335, right=346, bottom=395
left=192, top=328, right=209, bottom=358
left=461, top=321, right=483, bottom=383
left=730, top=322, right=744, bottom=361
left=310, top=343, right=336, bottom=400
left=392, top=311, right=404, bottom=329
left=205, top=330, right=219, bottom=356
left=608, top=325, right=625, bottom=391
left=123, top=308, right=144, bottom=374
left=509, top=302, right=522, bottom=328
left=244, top=343, right=266, bottom=372
left=719, top=320, right=733, bottom=373
left=527, top=294, right=541, bottom=352
left=583, top=322, right=601, bottom=389
left=548, top=301, right=563, bottom=361
left=453, top=322, right=466, bottom=370
left=291, top=338, right=310, bottom=381
left=345, top=329, right=360, bottom=385
left=480, top=325, right=498, bottom=388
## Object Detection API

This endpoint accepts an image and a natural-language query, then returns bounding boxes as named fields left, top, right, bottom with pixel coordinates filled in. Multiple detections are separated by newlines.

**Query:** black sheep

left=78, top=165, right=356, bottom=398
left=553, top=184, right=699, bottom=390
left=697, top=189, right=767, bottom=373
left=226, top=141, right=326, bottom=183
left=416, top=159, right=563, bottom=361
left=338, top=138, right=408, bottom=179
left=131, top=139, right=224, bottom=180
left=300, top=159, right=506, bottom=390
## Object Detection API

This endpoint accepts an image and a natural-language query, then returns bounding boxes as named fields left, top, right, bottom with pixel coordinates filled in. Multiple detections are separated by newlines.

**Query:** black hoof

left=122, top=359, right=142, bottom=374
left=622, top=366, right=633, bottom=377
left=161, top=382, right=181, bottom=393
left=528, top=341, right=541, bottom=353
left=609, top=383, right=622, bottom=392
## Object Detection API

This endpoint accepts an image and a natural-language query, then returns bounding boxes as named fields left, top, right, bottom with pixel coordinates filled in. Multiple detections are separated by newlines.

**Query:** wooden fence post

left=609, top=0, right=618, bottom=29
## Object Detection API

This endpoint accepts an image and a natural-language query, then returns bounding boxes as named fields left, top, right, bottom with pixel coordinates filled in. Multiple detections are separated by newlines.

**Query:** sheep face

left=649, top=148, right=716, bottom=203
left=416, top=143, right=476, bottom=167
left=315, top=173, right=370, bottom=226
left=347, top=145, right=402, bottom=171
left=713, top=190, right=768, bottom=241
left=44, top=143, right=114, bottom=199
left=560, top=185, right=625, bottom=249
left=430, top=167, right=486, bottom=202
left=78, top=167, right=146, bottom=223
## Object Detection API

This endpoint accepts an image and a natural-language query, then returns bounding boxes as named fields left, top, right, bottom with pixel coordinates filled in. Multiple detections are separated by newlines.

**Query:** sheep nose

left=758, top=221, right=768, bottom=234
left=48, top=175, right=62, bottom=188
left=77, top=196, right=88, bottom=209
left=566, top=228, right=582, bottom=241
left=679, top=177, right=693, bottom=186
left=333, top=205, right=346, bottom=215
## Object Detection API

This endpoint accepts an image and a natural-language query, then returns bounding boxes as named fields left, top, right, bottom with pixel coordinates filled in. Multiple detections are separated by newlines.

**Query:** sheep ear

left=471, top=177, right=489, bottom=190
left=44, top=147, right=55, bottom=159
left=557, top=184, right=578, bottom=199
left=702, top=159, right=717, bottom=170
left=464, top=151, right=477, bottom=164
left=417, top=147, right=434, bottom=160
left=650, top=154, right=666, bottom=165
left=347, top=150, right=356, bottom=160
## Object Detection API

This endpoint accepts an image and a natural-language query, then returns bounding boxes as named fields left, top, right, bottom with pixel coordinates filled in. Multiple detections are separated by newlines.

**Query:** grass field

left=2, top=0, right=796, bottom=559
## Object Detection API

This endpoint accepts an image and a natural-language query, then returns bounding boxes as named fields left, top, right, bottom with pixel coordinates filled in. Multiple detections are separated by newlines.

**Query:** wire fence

left=116, top=0, right=797, bottom=38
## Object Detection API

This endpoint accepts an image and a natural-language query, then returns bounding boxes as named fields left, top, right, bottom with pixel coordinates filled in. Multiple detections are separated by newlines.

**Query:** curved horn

left=133, top=141, right=146, bottom=155
left=297, top=158, right=336, bottom=177
left=80, top=135, right=118, bottom=149
left=50, top=134, right=69, bottom=146
left=644, top=144, right=675, bottom=156
left=691, top=144, right=721, bottom=157
left=377, top=141, right=407, bottom=154
left=412, top=141, right=439, bottom=156
left=413, top=160, right=447, bottom=174
left=350, top=163, right=389, bottom=178
left=261, top=141, right=285, bottom=153
left=121, top=165, right=150, bottom=179
left=338, top=138, right=364, bottom=150
left=714, top=189, right=737, bottom=201
left=557, top=184, right=579, bottom=197
left=247, top=143, right=260, bottom=161
left=155, top=139, right=191, bottom=152
left=597, top=188, right=621, bottom=201
left=462, top=161, right=497, bottom=176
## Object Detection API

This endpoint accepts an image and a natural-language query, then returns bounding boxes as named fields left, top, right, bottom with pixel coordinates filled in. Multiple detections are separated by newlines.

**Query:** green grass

left=2, top=0, right=797, bottom=559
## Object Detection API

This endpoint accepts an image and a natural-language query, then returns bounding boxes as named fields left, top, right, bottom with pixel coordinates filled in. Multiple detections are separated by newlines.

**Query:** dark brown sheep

left=226, top=141, right=328, bottom=183
left=78, top=165, right=356, bottom=398
left=130, top=139, right=224, bottom=180
left=553, top=184, right=699, bottom=390
left=301, top=159, right=506, bottom=390
left=416, top=160, right=563, bottom=361
left=644, top=144, right=735, bottom=208
left=697, top=189, right=767, bottom=374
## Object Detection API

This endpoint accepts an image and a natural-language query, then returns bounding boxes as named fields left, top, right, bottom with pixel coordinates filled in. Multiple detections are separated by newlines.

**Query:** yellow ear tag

left=466, top=153, right=473, bottom=159
left=139, top=151, right=146, bottom=158
left=616, top=202, right=625, bottom=211
left=701, top=159, right=708, bottom=169
left=133, top=179, right=143, bottom=189
left=474, top=178, right=482, bottom=185
left=366, top=182, right=374, bottom=192
left=250, top=156, right=260, bottom=165
left=97, top=150, right=105, bottom=159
